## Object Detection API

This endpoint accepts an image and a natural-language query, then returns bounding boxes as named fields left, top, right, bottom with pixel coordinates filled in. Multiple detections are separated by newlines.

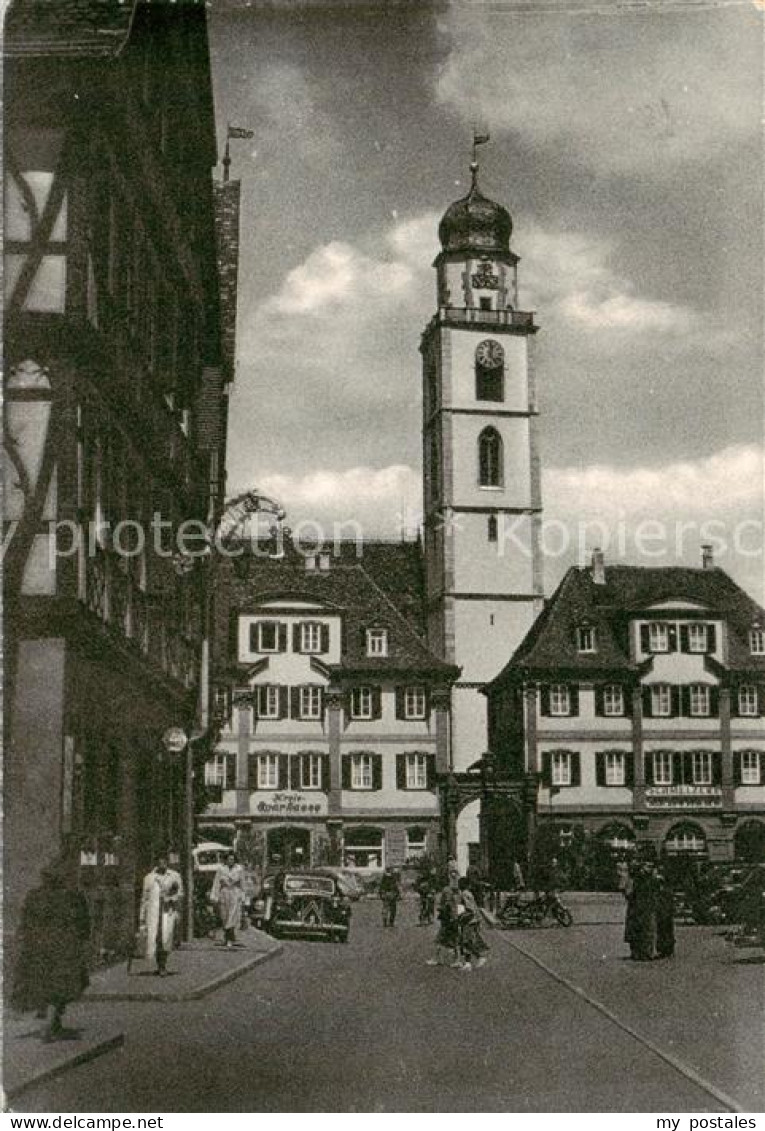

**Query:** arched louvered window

left=478, top=427, right=503, bottom=487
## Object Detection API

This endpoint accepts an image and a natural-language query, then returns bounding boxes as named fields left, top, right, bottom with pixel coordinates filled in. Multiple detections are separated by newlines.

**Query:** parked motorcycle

left=497, top=891, right=573, bottom=929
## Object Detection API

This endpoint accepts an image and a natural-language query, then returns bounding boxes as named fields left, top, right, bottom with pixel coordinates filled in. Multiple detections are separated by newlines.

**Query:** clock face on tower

left=475, top=339, right=504, bottom=369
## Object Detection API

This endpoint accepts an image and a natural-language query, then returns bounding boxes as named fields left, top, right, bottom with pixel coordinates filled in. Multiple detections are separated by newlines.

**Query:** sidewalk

left=86, top=929, right=282, bottom=1002
left=4, top=928, right=282, bottom=1103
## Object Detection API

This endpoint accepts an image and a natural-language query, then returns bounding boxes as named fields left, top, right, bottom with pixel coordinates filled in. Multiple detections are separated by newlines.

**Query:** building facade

left=485, top=549, right=765, bottom=874
left=203, top=542, right=458, bottom=872
left=3, top=0, right=230, bottom=955
left=421, top=161, right=544, bottom=868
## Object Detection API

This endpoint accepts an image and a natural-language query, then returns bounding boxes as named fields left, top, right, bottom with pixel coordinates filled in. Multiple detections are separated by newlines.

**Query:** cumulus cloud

left=248, top=62, right=340, bottom=163
left=436, top=4, right=761, bottom=175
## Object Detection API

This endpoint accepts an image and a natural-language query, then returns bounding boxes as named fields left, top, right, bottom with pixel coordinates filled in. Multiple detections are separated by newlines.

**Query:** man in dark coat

left=12, top=857, right=91, bottom=1040
left=379, top=868, right=402, bottom=927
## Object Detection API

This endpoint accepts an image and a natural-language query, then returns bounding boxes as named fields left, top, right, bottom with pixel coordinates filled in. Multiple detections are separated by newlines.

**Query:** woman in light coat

left=211, top=851, right=245, bottom=948
left=140, top=856, right=183, bottom=975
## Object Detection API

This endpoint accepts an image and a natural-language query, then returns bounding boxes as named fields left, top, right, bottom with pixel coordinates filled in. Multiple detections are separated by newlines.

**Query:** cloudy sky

left=208, top=0, right=764, bottom=600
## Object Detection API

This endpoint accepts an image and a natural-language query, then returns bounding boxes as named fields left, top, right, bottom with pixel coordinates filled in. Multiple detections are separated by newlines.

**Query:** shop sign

left=253, top=790, right=328, bottom=817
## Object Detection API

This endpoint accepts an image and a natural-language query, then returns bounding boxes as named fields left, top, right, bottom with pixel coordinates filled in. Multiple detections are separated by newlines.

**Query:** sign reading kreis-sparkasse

left=253, top=791, right=328, bottom=817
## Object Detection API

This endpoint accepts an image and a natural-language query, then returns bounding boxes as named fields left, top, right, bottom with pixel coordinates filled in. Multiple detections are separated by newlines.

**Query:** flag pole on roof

left=222, top=124, right=254, bottom=183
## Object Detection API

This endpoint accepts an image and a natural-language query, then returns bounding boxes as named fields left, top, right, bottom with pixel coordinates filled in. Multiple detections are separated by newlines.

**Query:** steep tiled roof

left=4, top=0, right=140, bottom=58
left=487, top=564, right=765, bottom=688
left=222, top=542, right=455, bottom=679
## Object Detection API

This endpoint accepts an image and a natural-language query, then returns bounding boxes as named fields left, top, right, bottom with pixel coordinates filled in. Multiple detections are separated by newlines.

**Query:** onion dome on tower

left=438, top=162, right=513, bottom=255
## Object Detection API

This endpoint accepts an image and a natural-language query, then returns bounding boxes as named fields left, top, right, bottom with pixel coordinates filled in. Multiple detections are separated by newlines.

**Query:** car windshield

left=196, top=851, right=226, bottom=866
left=284, top=876, right=335, bottom=895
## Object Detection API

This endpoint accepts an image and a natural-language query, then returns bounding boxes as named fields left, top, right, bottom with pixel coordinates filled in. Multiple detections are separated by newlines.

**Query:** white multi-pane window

left=689, top=685, right=710, bottom=717
left=653, top=751, right=673, bottom=785
left=648, top=622, right=670, bottom=652
left=366, top=628, right=388, bottom=657
left=603, top=685, right=624, bottom=716
left=404, top=686, right=427, bottom=720
left=741, top=751, right=762, bottom=785
left=551, top=751, right=571, bottom=786
left=300, top=622, right=322, bottom=654
left=300, top=754, right=322, bottom=790
left=350, top=687, right=373, bottom=720
left=750, top=629, right=765, bottom=655
left=738, top=686, right=759, bottom=717
left=405, top=753, right=428, bottom=790
left=257, top=754, right=279, bottom=790
left=257, top=685, right=280, bottom=719
left=604, top=752, right=625, bottom=786
left=204, top=755, right=228, bottom=789
left=576, top=626, right=596, bottom=653
left=651, top=684, right=672, bottom=717
left=351, top=753, right=374, bottom=790
left=549, top=685, right=571, bottom=716
left=299, top=686, right=323, bottom=720
left=692, top=751, right=712, bottom=785
left=687, top=623, right=708, bottom=653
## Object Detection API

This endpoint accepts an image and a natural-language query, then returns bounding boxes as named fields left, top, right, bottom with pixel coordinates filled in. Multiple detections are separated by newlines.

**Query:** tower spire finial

left=471, top=127, right=490, bottom=188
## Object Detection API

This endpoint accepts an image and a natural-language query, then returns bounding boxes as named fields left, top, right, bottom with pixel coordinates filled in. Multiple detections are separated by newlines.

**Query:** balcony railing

left=645, top=785, right=723, bottom=809
left=435, top=306, right=536, bottom=329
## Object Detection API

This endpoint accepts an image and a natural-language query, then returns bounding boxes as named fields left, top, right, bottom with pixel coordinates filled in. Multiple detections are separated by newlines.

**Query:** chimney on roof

left=591, top=547, right=606, bottom=585
left=701, top=544, right=714, bottom=570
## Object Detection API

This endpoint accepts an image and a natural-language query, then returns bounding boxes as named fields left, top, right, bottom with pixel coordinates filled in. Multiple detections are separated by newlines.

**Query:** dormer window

left=648, top=622, right=670, bottom=653
left=366, top=628, right=388, bottom=657
left=576, top=626, right=596, bottom=654
left=687, top=623, right=709, bottom=653
left=251, top=620, right=283, bottom=654
left=750, top=627, right=765, bottom=655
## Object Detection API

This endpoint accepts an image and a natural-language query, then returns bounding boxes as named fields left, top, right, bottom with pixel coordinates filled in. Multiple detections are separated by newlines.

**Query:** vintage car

left=256, top=870, right=351, bottom=942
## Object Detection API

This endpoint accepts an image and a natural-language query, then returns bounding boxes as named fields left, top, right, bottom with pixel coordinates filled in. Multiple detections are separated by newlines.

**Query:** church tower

left=421, top=157, right=544, bottom=788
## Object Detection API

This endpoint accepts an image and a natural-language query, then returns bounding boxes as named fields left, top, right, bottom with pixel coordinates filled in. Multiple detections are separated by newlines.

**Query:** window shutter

left=423, top=691, right=432, bottom=721
left=760, top=684, right=765, bottom=716
left=569, top=686, right=580, bottom=716
left=733, top=752, right=742, bottom=787
left=371, top=686, right=383, bottom=720
left=248, top=620, right=258, bottom=655
left=426, top=754, right=437, bottom=789
left=396, top=754, right=407, bottom=790
left=640, top=624, right=650, bottom=653
left=278, top=623, right=288, bottom=652
left=570, top=752, right=581, bottom=786
left=594, top=687, right=604, bottom=717
left=291, top=687, right=301, bottom=720
left=645, top=753, right=654, bottom=786
left=341, top=756, right=351, bottom=790
left=248, top=755, right=259, bottom=791
left=540, top=686, right=551, bottom=716
left=680, top=687, right=690, bottom=717
left=642, top=687, right=652, bottom=718
left=707, top=624, right=717, bottom=653
left=667, top=625, right=678, bottom=652
left=671, top=687, right=682, bottom=717
left=320, top=625, right=330, bottom=654
left=278, top=686, right=289, bottom=719
left=680, top=752, right=692, bottom=787
left=278, top=754, right=290, bottom=790
left=225, top=754, right=237, bottom=791
left=709, top=688, right=719, bottom=717
left=319, top=754, right=330, bottom=791
left=251, top=689, right=260, bottom=720
left=372, top=755, right=383, bottom=791
left=541, top=751, right=552, bottom=787
left=318, top=688, right=326, bottom=719
left=595, top=752, right=605, bottom=787
left=624, top=752, right=634, bottom=788
left=679, top=625, right=690, bottom=653
left=343, top=689, right=352, bottom=720
left=395, top=687, right=405, bottom=720
left=292, top=624, right=301, bottom=652
left=712, top=753, right=722, bottom=786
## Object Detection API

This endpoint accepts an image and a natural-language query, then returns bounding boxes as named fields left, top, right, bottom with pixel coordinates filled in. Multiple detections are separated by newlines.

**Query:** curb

left=5, top=1032, right=125, bottom=1104
left=86, top=944, right=283, bottom=1003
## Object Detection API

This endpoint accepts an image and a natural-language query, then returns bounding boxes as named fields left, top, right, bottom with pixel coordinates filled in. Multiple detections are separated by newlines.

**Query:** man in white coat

left=140, top=856, right=183, bottom=976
